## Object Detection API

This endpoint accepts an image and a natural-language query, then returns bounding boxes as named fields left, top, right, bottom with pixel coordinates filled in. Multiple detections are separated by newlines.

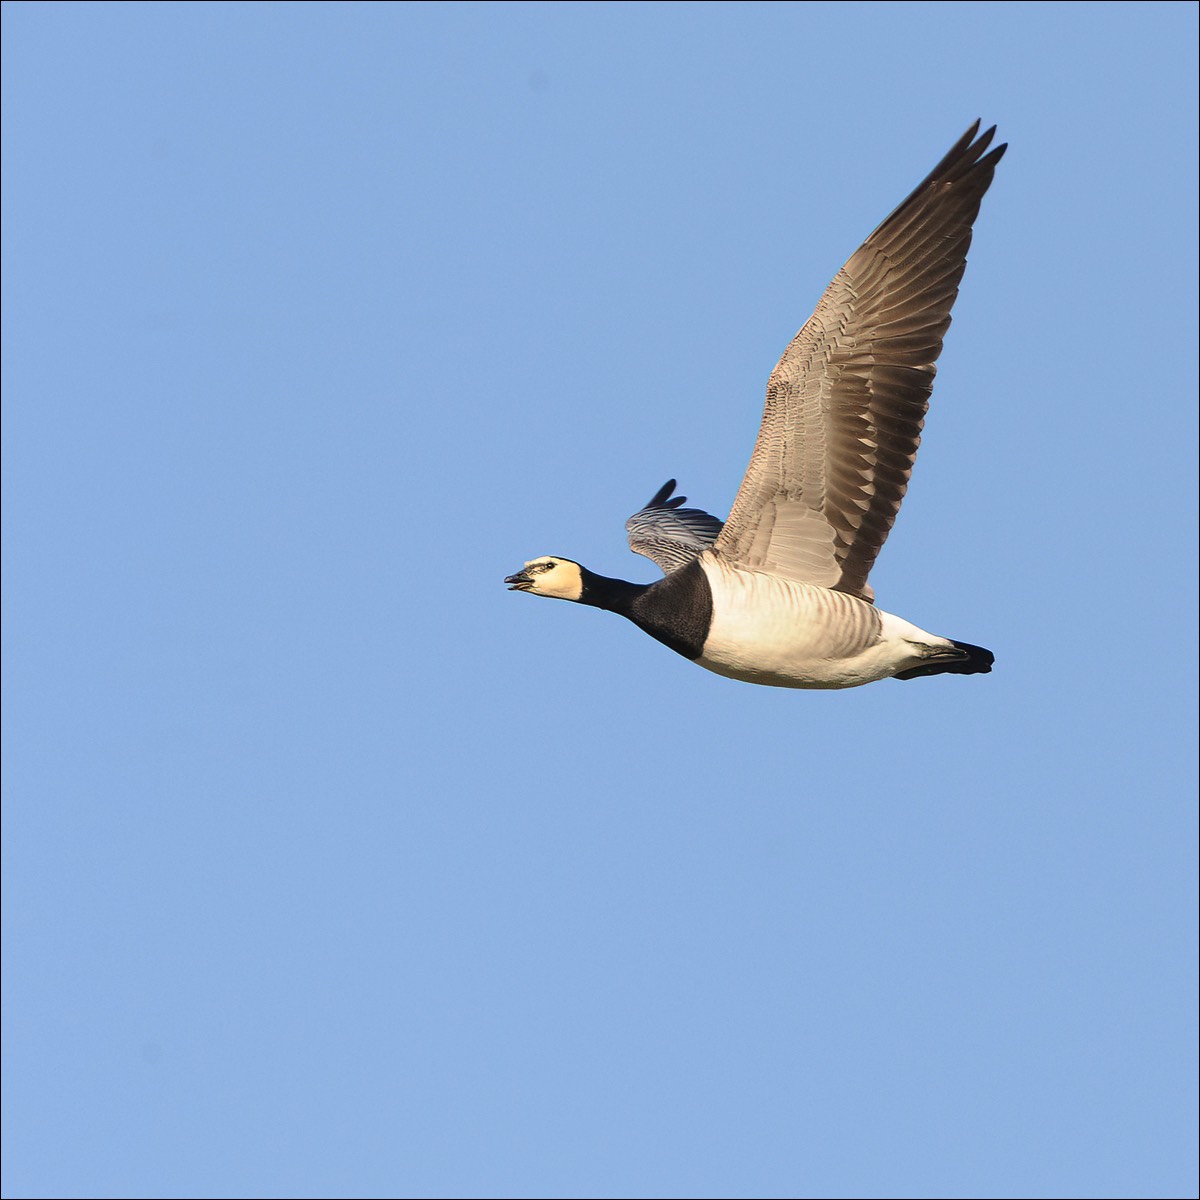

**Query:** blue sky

left=3, top=2, right=1197, bottom=1197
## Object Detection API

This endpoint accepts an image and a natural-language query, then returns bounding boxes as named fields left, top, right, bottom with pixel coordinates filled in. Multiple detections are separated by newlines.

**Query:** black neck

left=577, top=568, right=650, bottom=616
left=575, top=559, right=712, bottom=662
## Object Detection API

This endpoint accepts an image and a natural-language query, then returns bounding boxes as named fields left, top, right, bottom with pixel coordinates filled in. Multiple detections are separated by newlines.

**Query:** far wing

left=713, top=122, right=1006, bottom=602
left=626, top=480, right=724, bottom=576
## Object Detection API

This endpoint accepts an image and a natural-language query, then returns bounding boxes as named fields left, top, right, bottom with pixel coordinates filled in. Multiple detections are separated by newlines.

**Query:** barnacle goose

left=506, top=123, right=1003, bottom=690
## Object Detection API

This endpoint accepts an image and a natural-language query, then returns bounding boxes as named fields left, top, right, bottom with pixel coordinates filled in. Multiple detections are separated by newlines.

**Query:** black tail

left=893, top=639, right=994, bottom=681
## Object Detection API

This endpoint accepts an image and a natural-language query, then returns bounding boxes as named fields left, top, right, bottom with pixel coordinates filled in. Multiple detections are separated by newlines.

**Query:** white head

left=504, top=556, right=584, bottom=601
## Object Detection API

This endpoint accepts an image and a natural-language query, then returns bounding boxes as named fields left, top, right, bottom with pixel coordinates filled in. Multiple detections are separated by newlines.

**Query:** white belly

left=695, top=557, right=950, bottom=690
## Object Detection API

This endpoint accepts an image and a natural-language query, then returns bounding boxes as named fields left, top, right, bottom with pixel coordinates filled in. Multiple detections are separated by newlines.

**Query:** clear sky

left=3, top=3, right=1197, bottom=1198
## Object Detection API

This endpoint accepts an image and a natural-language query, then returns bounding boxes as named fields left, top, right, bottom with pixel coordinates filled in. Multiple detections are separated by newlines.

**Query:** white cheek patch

left=526, top=557, right=583, bottom=601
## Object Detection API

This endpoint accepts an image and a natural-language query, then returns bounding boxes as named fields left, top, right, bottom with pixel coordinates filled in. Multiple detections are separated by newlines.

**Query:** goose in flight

left=506, top=122, right=1004, bottom=689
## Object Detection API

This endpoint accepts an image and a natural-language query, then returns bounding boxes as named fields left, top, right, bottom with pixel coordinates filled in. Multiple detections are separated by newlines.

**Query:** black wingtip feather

left=644, top=479, right=692, bottom=509
left=646, top=480, right=678, bottom=507
left=861, top=120, right=1006, bottom=254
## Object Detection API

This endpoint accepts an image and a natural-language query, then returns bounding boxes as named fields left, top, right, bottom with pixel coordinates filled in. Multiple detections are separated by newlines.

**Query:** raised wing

left=713, top=122, right=1006, bottom=603
left=626, top=480, right=724, bottom=575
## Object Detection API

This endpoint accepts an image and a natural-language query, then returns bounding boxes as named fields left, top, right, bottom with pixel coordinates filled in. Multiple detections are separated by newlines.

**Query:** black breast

left=628, top=559, right=713, bottom=660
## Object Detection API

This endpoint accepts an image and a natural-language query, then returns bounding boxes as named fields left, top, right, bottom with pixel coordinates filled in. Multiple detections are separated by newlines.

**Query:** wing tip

left=646, top=479, right=678, bottom=507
